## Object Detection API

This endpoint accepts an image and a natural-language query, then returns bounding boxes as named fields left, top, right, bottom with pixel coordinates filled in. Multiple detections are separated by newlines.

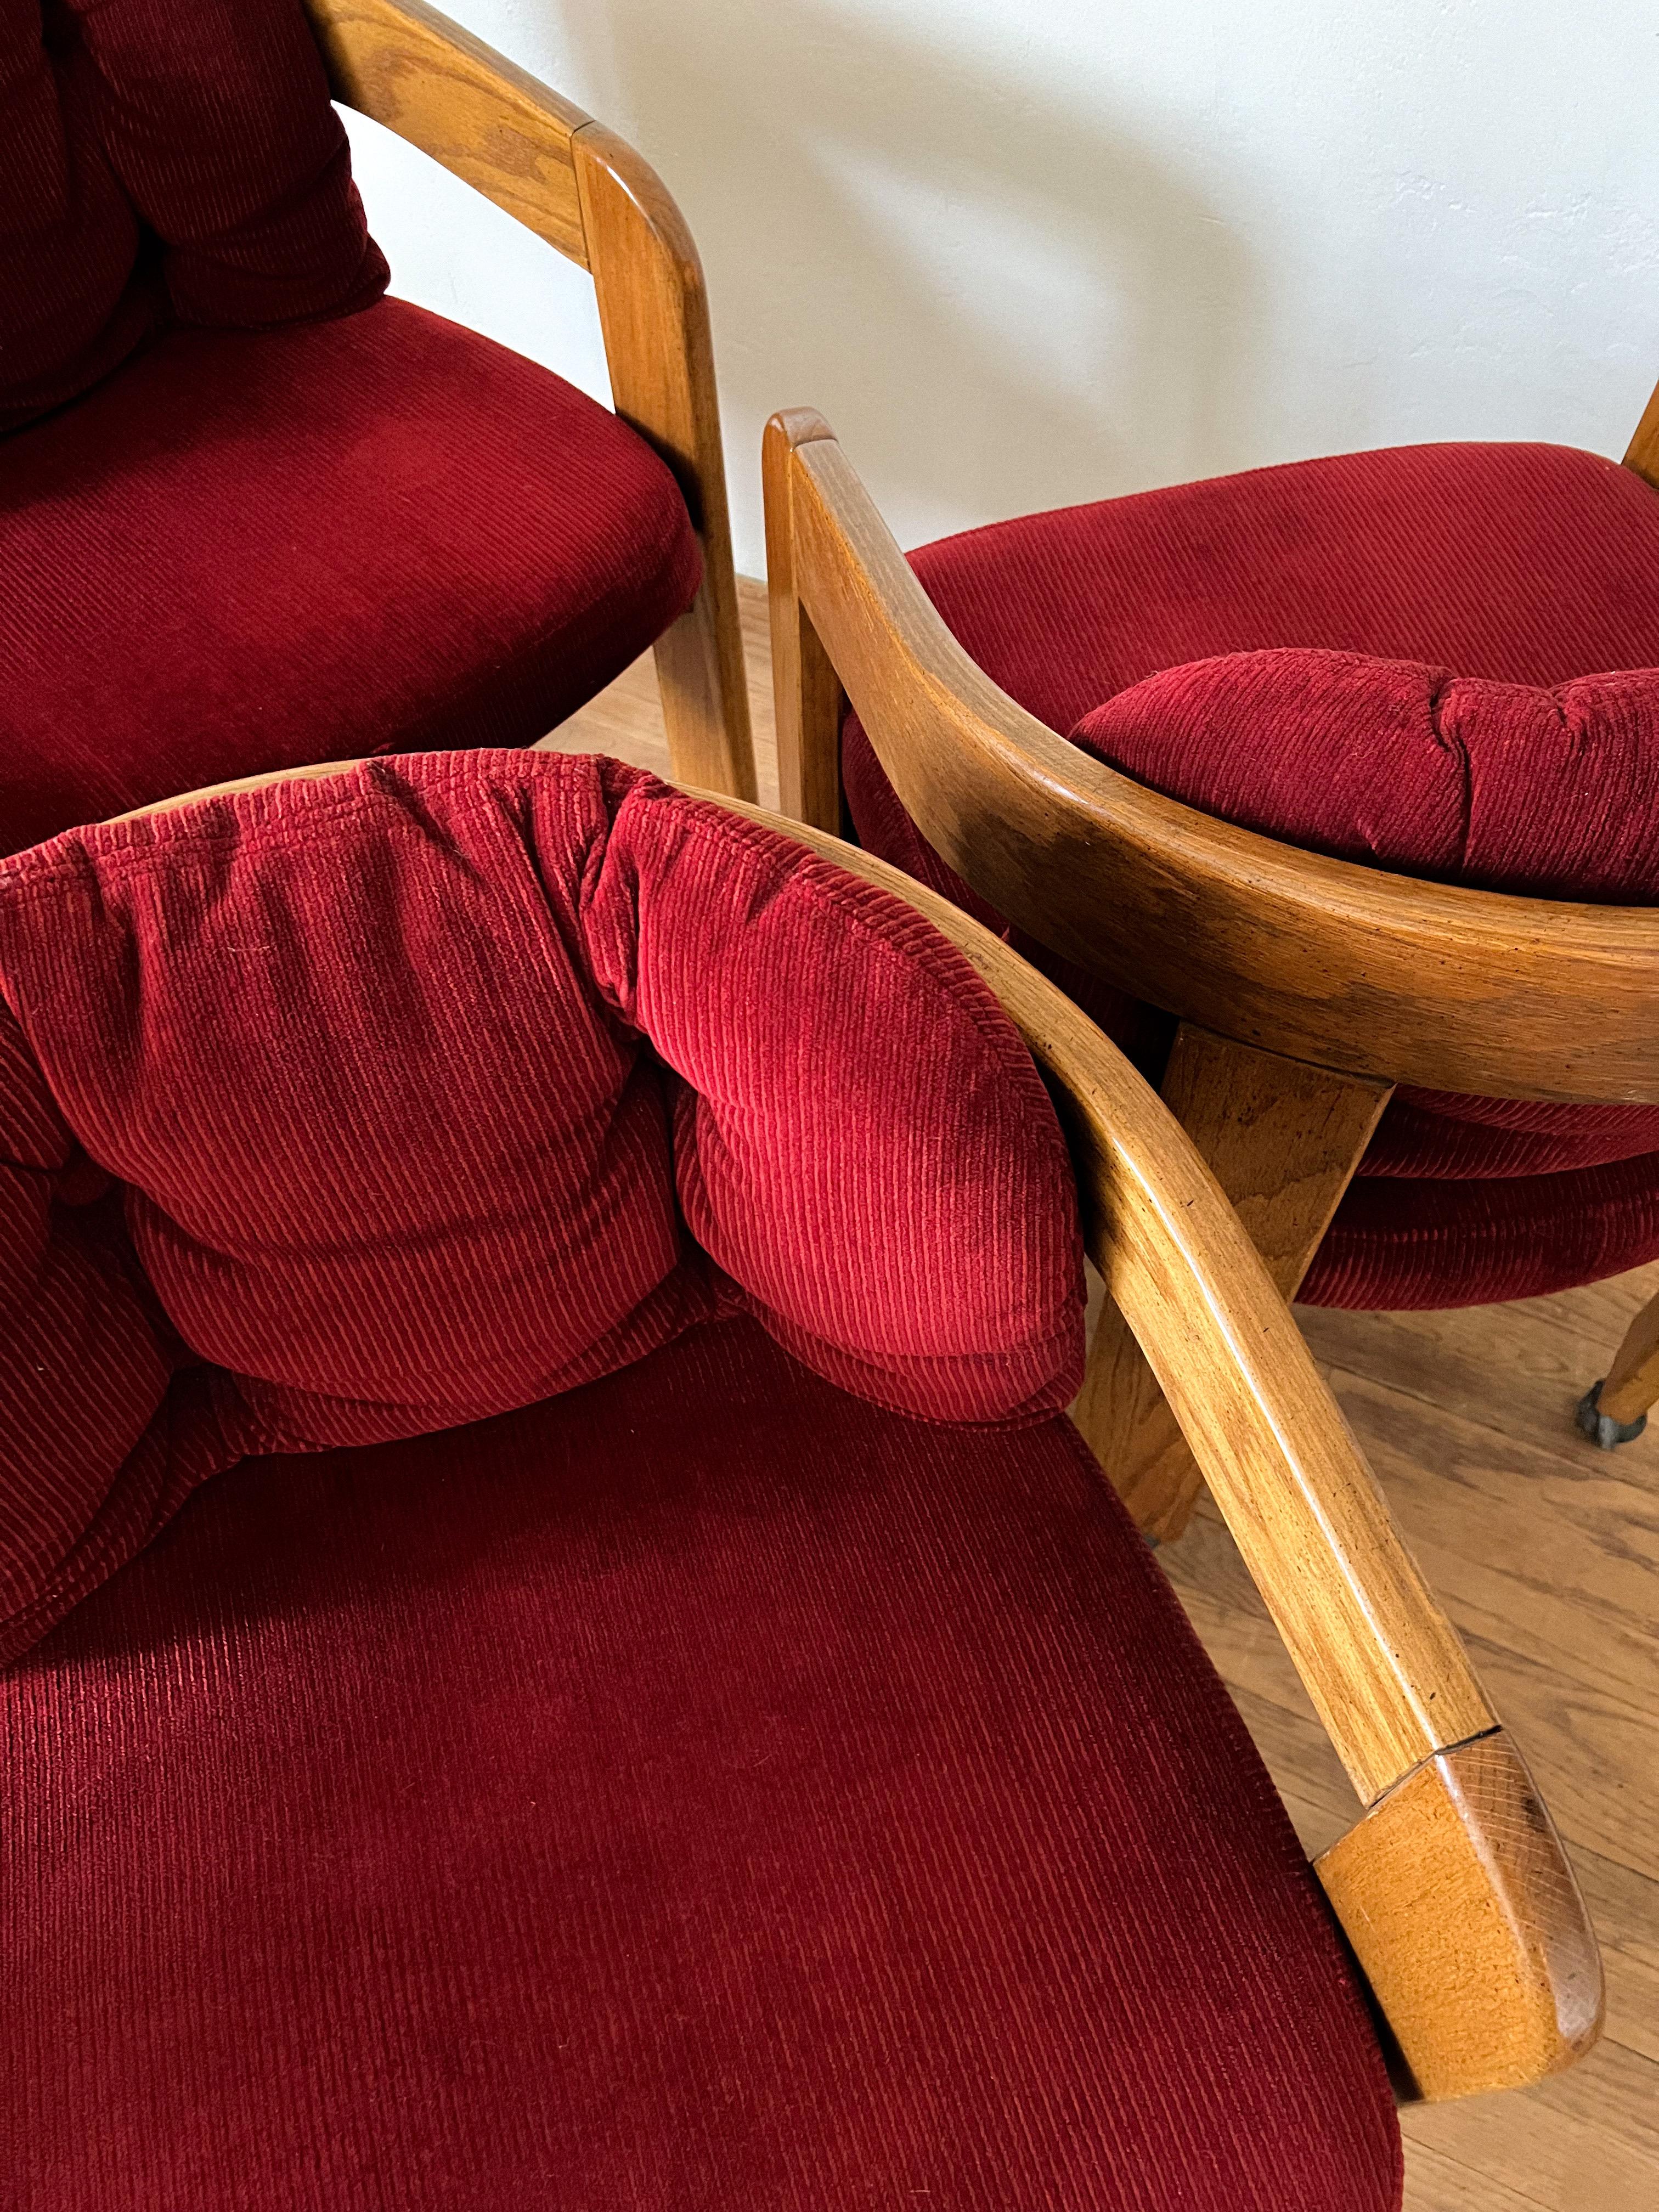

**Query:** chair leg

left=652, top=565, right=757, bottom=801
left=763, top=409, right=847, bottom=831
left=1578, top=1286, right=1659, bottom=1447
left=1073, top=1024, right=1391, bottom=1543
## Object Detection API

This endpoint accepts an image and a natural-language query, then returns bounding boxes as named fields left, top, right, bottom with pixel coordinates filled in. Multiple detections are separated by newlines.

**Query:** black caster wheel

left=1576, top=1380, right=1647, bottom=1451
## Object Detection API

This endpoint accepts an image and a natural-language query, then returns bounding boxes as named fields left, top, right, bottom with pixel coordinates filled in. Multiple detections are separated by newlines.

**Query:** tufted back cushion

left=0, top=0, right=153, bottom=430
left=1070, top=648, right=1659, bottom=900
left=0, top=753, right=1085, bottom=1661
left=1, top=0, right=383, bottom=430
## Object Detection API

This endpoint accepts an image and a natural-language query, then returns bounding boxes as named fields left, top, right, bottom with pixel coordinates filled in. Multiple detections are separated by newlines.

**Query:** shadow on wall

left=551, top=0, right=1269, bottom=553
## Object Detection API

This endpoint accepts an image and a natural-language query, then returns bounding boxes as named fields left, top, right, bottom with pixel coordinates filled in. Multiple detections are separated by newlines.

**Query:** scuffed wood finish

left=304, top=0, right=590, bottom=262
left=574, top=131, right=754, bottom=799
left=1316, top=1730, right=1604, bottom=2102
left=1624, top=375, right=1659, bottom=492
left=302, top=0, right=754, bottom=800
left=1594, top=1283, right=1659, bottom=1427
left=763, top=411, right=1659, bottom=1103
left=764, top=410, right=846, bottom=831
left=1080, top=1027, right=1392, bottom=1542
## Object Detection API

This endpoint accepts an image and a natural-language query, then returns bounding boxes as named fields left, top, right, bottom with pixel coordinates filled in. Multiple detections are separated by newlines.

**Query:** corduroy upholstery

left=2, top=2, right=703, bottom=856
left=51, top=0, right=387, bottom=328
left=1, top=748, right=1401, bottom=2206
left=0, top=0, right=154, bottom=430
left=0, top=751, right=1083, bottom=1658
left=0, top=301, right=704, bottom=854
left=841, top=441, right=1659, bottom=1308
left=4, top=1314, right=1401, bottom=2212
left=0, top=0, right=383, bottom=431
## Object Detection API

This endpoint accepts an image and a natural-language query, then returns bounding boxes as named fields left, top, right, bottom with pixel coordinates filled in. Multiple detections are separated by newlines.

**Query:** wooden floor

left=543, top=584, right=1659, bottom=2212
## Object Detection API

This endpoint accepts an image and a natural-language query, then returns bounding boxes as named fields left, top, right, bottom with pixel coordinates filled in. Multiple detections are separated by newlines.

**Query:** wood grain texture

left=1316, top=1730, right=1604, bottom=2101
left=1624, top=377, right=1659, bottom=493
left=764, top=409, right=846, bottom=831
left=304, top=0, right=590, bottom=261
left=717, top=798, right=1497, bottom=1807
left=573, top=129, right=755, bottom=799
left=541, top=575, right=780, bottom=804
left=537, top=548, right=1657, bottom=2197
left=1077, top=1024, right=1392, bottom=1541
left=1595, top=1284, right=1659, bottom=1426
left=304, top=0, right=755, bottom=801
left=764, top=409, right=1659, bottom=1102
left=712, top=797, right=1601, bottom=2100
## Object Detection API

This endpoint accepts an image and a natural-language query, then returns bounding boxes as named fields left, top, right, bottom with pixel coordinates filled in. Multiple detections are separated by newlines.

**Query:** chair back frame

left=763, top=403, right=1659, bottom=1538
left=303, top=0, right=755, bottom=802
left=112, top=754, right=1604, bottom=2106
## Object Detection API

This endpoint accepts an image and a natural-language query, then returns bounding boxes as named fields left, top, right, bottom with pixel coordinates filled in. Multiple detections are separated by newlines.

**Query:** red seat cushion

left=842, top=442, right=1659, bottom=1308
left=2, top=1312, right=1401, bottom=2211
left=0, top=751, right=1082, bottom=1656
left=0, top=298, right=703, bottom=853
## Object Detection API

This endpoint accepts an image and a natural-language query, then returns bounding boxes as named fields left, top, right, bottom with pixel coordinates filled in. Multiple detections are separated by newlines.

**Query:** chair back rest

left=1, top=0, right=383, bottom=432
left=769, top=416, right=1659, bottom=1101
left=0, top=751, right=1084, bottom=1661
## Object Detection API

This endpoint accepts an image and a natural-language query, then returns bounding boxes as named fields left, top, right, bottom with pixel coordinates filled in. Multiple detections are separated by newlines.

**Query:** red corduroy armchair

left=761, top=396, right=1659, bottom=1538
left=0, top=0, right=754, bottom=857
left=1, top=748, right=1599, bottom=2205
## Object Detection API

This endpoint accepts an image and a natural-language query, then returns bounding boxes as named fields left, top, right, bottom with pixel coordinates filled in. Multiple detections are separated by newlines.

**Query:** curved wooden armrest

left=763, top=408, right=1659, bottom=1102
left=302, top=0, right=755, bottom=800
left=111, top=755, right=1605, bottom=2100
left=714, top=789, right=1603, bottom=2101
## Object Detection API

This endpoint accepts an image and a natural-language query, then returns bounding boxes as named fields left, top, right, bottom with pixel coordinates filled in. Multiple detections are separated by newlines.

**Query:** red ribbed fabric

left=842, top=442, right=1659, bottom=1308
left=1, top=0, right=381, bottom=431
left=3, top=1312, right=1402, bottom=2211
left=0, top=751, right=1082, bottom=1650
left=0, top=0, right=154, bottom=430
left=50, top=0, right=387, bottom=325
left=0, top=1000, right=249, bottom=1659
left=0, top=300, right=703, bottom=854
left=1073, top=650, right=1659, bottom=897
left=586, top=788, right=1084, bottom=1419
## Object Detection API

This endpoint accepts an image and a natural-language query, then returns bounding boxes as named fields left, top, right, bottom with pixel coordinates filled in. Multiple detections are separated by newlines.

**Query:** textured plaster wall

left=343, top=1, right=1659, bottom=577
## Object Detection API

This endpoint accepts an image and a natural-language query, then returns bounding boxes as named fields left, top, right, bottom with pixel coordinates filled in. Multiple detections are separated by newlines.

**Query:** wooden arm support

left=755, top=417, right=1605, bottom=2100
left=302, top=0, right=755, bottom=800
left=115, top=749, right=1604, bottom=2103
left=763, top=409, right=1659, bottom=1103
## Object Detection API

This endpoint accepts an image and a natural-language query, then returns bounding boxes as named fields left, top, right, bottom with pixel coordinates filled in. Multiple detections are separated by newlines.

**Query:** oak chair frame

left=302, top=0, right=755, bottom=800
left=763, top=402, right=1659, bottom=1542
left=122, top=752, right=1604, bottom=2107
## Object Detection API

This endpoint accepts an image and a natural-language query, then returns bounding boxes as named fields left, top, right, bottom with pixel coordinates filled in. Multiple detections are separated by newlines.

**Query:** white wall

left=343, top=0, right=1659, bottom=579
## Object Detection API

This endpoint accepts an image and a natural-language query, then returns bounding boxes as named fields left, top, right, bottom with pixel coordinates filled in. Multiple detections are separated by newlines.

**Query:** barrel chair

left=763, top=402, right=1659, bottom=1542
left=0, top=0, right=752, bottom=861
left=1, top=748, right=1599, bottom=2205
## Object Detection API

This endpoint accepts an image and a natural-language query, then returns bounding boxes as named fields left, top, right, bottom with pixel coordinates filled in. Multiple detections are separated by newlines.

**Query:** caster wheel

left=1576, top=1380, right=1647, bottom=1451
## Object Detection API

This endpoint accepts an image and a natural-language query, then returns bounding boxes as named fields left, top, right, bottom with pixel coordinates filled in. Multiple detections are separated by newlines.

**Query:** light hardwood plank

left=538, top=574, right=778, bottom=806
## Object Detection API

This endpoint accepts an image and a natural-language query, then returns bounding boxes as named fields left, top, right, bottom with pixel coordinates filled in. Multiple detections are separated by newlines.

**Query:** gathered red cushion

left=0, top=751, right=1082, bottom=1653
left=842, top=443, right=1659, bottom=1308
left=49, top=0, right=386, bottom=326
left=3, top=1312, right=1401, bottom=2211
left=0, top=0, right=154, bottom=430
left=1071, top=648, right=1659, bottom=898
left=585, top=792, right=1084, bottom=1417
left=0, top=1000, right=248, bottom=1657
